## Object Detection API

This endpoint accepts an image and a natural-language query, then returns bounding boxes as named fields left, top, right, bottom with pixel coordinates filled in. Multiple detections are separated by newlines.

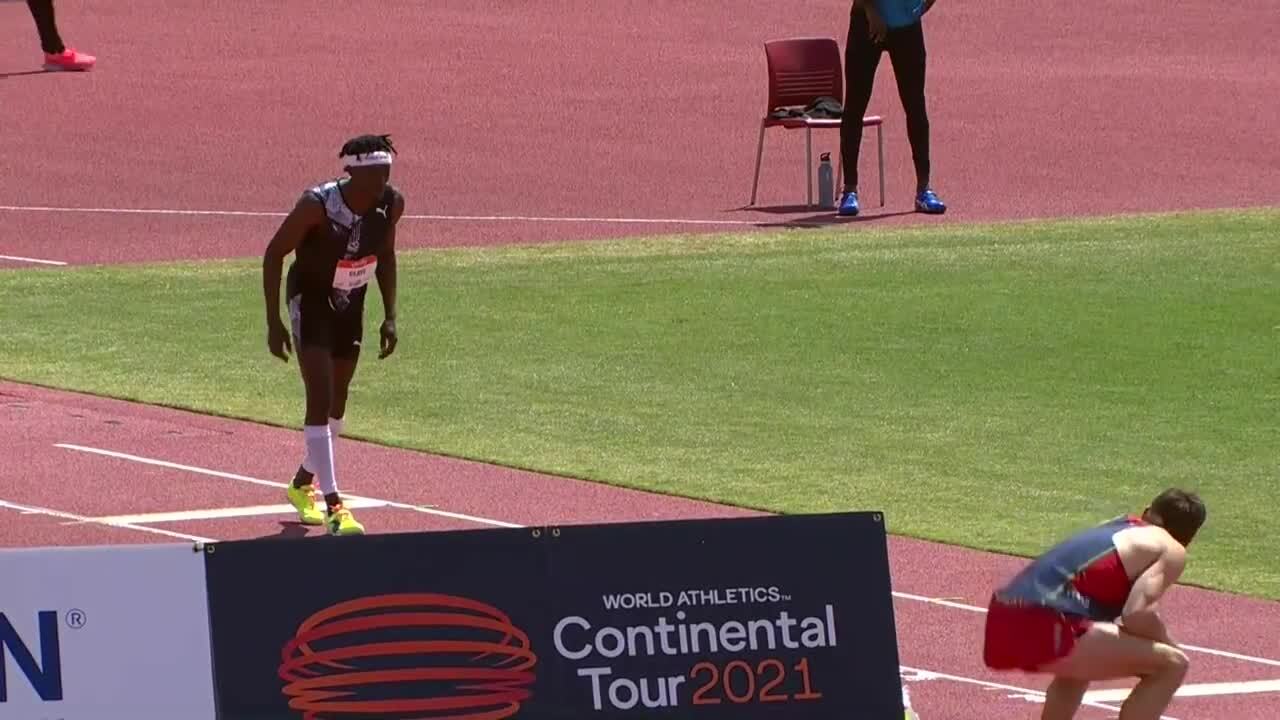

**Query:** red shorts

left=982, top=594, right=1093, bottom=672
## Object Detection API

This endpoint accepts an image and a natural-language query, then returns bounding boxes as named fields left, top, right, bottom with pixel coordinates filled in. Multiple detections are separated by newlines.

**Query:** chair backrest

left=762, top=37, right=843, bottom=111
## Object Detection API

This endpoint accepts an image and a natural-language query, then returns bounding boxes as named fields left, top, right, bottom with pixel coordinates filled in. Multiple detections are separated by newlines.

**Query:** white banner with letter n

left=0, top=542, right=215, bottom=719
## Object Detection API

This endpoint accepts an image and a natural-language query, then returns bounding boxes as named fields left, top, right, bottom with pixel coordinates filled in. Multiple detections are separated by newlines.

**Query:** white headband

left=341, top=150, right=393, bottom=168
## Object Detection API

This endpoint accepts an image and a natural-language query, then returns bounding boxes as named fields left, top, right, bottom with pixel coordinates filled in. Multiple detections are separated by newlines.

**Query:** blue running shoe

left=915, top=188, right=947, bottom=214
left=838, top=191, right=860, bottom=216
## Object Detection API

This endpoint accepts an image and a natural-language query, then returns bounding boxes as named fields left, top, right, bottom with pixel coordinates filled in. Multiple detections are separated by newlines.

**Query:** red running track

left=3, top=380, right=1278, bottom=719
left=2, top=0, right=1278, bottom=715
left=1, top=0, right=1278, bottom=266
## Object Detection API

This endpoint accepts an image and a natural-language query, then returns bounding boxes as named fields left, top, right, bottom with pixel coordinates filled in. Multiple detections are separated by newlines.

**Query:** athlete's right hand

left=866, top=8, right=888, bottom=43
left=267, top=318, right=292, bottom=361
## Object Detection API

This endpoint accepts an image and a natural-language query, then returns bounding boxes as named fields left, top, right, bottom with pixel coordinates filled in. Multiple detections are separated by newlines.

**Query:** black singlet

left=285, top=180, right=399, bottom=312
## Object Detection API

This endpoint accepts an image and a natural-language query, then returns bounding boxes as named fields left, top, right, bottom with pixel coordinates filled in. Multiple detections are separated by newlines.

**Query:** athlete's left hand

left=379, top=319, right=398, bottom=359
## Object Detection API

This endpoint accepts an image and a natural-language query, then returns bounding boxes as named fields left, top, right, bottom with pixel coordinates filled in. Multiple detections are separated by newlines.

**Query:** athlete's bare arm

left=262, top=193, right=324, bottom=361
left=1118, top=529, right=1187, bottom=645
left=375, top=191, right=403, bottom=359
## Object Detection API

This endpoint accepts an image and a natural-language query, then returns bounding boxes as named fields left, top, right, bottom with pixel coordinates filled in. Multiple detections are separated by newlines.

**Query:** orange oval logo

left=279, top=593, right=537, bottom=719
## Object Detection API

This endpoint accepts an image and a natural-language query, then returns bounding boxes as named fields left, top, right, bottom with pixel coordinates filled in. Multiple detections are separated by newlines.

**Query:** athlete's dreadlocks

left=339, top=134, right=397, bottom=159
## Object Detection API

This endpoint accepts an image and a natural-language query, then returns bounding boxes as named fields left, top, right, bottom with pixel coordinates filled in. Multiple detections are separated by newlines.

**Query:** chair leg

left=836, top=135, right=843, bottom=198
left=749, top=120, right=767, bottom=206
left=877, top=124, right=885, bottom=207
left=805, top=127, right=813, bottom=208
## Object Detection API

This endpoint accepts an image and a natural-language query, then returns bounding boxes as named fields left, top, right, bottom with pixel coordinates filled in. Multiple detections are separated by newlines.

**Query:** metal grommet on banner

left=551, top=528, right=561, bottom=538
left=531, top=529, right=542, bottom=538
left=873, top=513, right=883, bottom=523
left=206, top=544, right=216, bottom=554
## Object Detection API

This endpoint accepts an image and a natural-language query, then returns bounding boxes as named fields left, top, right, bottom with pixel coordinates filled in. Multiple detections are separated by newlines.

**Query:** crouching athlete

left=982, top=488, right=1207, bottom=720
left=262, top=134, right=404, bottom=536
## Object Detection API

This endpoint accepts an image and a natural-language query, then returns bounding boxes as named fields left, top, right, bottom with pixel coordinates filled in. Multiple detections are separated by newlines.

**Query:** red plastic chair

left=749, top=37, right=885, bottom=209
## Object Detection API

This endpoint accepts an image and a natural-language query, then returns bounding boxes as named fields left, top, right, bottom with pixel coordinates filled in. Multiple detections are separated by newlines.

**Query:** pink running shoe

left=43, top=48, right=96, bottom=72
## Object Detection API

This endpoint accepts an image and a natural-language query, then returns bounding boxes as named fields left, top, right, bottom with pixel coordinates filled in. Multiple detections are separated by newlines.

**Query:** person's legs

left=839, top=7, right=883, bottom=216
left=26, top=0, right=95, bottom=71
left=284, top=294, right=340, bottom=528
left=296, top=344, right=338, bottom=502
left=317, top=306, right=365, bottom=535
left=292, top=352, right=356, bottom=485
left=330, top=356, right=357, bottom=427
left=25, top=0, right=64, bottom=54
left=286, top=299, right=365, bottom=535
left=885, top=20, right=945, bottom=212
left=1039, top=622, right=1190, bottom=720
left=328, top=310, right=362, bottom=425
left=1041, top=677, right=1089, bottom=720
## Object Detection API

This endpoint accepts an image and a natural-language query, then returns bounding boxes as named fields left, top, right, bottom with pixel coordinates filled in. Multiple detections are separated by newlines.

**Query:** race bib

left=332, top=256, right=377, bottom=291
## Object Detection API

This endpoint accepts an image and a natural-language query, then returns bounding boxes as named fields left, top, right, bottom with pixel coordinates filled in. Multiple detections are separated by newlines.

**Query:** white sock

left=301, top=416, right=344, bottom=474
left=303, top=424, right=338, bottom=495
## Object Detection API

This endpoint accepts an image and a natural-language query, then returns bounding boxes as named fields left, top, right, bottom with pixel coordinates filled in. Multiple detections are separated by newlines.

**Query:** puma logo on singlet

left=376, top=206, right=387, bottom=217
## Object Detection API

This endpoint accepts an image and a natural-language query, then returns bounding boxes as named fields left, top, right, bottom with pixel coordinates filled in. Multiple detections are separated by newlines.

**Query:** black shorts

left=287, top=291, right=364, bottom=359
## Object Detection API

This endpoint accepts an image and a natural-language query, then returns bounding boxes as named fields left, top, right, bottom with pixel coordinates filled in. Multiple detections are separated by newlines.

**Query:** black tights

left=26, top=0, right=66, bottom=55
left=840, top=9, right=931, bottom=193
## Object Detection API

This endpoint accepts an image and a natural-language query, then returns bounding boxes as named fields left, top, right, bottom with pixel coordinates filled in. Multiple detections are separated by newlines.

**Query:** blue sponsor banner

left=202, top=512, right=903, bottom=720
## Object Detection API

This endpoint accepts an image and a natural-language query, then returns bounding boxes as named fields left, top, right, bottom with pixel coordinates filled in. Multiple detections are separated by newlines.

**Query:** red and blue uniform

left=983, top=515, right=1146, bottom=671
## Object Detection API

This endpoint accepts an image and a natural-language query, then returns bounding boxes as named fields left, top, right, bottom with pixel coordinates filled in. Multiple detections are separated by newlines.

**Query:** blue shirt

left=871, top=0, right=925, bottom=29
left=995, top=515, right=1145, bottom=621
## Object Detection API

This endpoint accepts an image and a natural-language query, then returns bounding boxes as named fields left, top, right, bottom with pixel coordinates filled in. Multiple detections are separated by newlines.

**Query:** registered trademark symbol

left=65, top=609, right=86, bottom=629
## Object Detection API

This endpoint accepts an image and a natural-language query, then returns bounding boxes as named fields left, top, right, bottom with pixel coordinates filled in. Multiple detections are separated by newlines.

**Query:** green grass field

left=2, top=209, right=1277, bottom=599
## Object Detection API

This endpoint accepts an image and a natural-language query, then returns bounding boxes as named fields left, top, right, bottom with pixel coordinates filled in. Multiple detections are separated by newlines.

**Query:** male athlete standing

left=982, top=488, right=1208, bottom=720
left=262, top=134, right=404, bottom=536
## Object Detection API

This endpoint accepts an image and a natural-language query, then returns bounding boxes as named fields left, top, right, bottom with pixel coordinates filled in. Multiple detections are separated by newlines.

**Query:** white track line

left=0, top=204, right=760, bottom=227
left=901, top=664, right=1181, bottom=720
left=50, top=442, right=1280, bottom=671
left=0, top=498, right=213, bottom=543
left=54, top=443, right=520, bottom=528
left=90, top=498, right=387, bottom=525
left=0, top=254, right=67, bottom=266
left=891, top=591, right=1280, bottom=668
left=1084, top=678, right=1280, bottom=703
left=892, top=590, right=991, bottom=612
